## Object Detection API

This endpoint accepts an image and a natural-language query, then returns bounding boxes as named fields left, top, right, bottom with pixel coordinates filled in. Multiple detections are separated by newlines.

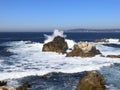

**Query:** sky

left=0, top=0, right=120, bottom=32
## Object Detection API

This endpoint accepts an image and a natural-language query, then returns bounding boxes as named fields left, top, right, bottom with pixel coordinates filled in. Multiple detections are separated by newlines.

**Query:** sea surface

left=0, top=30, right=120, bottom=90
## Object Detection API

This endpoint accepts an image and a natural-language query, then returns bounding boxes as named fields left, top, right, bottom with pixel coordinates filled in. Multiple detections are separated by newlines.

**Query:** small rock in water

left=16, top=82, right=30, bottom=90
left=95, top=39, right=109, bottom=43
left=76, top=71, right=105, bottom=90
left=106, top=55, right=120, bottom=58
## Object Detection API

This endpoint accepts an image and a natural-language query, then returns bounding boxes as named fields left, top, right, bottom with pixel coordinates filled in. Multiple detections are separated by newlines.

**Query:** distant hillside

left=65, top=28, right=120, bottom=32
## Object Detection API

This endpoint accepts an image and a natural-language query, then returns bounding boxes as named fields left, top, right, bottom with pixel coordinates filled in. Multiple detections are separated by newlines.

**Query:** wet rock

left=16, top=82, right=30, bottom=90
left=0, top=80, right=7, bottom=86
left=0, top=80, right=16, bottom=90
left=77, top=71, right=105, bottom=90
left=0, top=86, right=16, bottom=90
left=66, top=42, right=101, bottom=57
left=42, top=36, right=68, bottom=53
left=95, top=39, right=108, bottom=43
left=106, top=55, right=120, bottom=58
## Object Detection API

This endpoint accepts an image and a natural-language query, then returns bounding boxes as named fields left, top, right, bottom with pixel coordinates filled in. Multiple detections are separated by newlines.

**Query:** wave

left=0, top=30, right=120, bottom=80
left=0, top=41, right=120, bottom=80
left=107, top=38, right=119, bottom=44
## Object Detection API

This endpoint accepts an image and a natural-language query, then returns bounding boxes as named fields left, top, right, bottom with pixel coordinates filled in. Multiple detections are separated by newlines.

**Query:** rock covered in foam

left=42, top=36, right=68, bottom=53
left=76, top=71, right=105, bottom=90
left=66, top=42, right=101, bottom=57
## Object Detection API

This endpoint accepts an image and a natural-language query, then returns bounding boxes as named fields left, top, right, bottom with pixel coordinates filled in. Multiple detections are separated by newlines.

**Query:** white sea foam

left=0, top=30, right=120, bottom=80
left=107, top=38, right=119, bottom=44
left=44, top=29, right=66, bottom=44
left=44, top=29, right=76, bottom=49
left=95, top=43, right=120, bottom=56
left=0, top=40, right=120, bottom=80
left=65, top=39, right=76, bottom=49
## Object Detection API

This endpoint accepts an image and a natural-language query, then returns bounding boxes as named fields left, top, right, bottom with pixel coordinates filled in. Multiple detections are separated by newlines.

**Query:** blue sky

left=0, top=0, right=120, bottom=31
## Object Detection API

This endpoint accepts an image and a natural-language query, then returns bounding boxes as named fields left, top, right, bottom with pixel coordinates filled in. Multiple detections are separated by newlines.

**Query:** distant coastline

left=65, top=28, right=120, bottom=33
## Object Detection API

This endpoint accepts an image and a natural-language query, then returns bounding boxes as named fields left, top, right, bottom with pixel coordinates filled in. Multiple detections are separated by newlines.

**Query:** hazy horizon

left=0, top=0, right=120, bottom=32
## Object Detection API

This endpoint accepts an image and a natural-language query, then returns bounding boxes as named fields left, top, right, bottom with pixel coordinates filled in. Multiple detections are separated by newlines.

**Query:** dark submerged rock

left=106, top=55, right=120, bottom=58
left=16, top=82, right=30, bottom=90
left=67, top=42, right=101, bottom=57
left=95, top=39, right=108, bottom=43
left=77, top=71, right=105, bottom=90
left=42, top=36, right=68, bottom=53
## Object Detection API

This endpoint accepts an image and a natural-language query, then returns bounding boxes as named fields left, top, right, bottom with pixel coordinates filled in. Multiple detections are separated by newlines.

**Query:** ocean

left=0, top=30, right=120, bottom=90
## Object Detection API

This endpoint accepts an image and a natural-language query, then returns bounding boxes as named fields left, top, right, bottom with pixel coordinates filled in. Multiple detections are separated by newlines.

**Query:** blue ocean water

left=0, top=31, right=120, bottom=90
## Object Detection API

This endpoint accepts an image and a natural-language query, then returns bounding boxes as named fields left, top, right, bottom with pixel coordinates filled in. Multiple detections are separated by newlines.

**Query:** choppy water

left=0, top=30, right=120, bottom=90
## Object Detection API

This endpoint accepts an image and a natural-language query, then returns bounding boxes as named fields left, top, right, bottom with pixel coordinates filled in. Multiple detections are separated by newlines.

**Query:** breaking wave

left=0, top=30, right=120, bottom=81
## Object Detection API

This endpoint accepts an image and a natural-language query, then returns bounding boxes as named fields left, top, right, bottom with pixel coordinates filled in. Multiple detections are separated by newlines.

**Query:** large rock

left=66, top=42, right=101, bottom=57
left=106, top=55, right=120, bottom=58
left=42, top=36, right=68, bottom=53
left=77, top=71, right=105, bottom=90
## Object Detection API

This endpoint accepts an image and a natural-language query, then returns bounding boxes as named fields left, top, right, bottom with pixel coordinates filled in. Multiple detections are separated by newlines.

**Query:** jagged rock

left=0, top=80, right=16, bottom=90
left=106, top=55, right=120, bottom=58
left=16, top=82, right=30, bottom=90
left=66, top=42, right=101, bottom=57
left=76, top=71, right=105, bottom=90
left=95, top=39, right=108, bottom=43
left=42, top=36, right=68, bottom=53
left=0, top=80, right=7, bottom=86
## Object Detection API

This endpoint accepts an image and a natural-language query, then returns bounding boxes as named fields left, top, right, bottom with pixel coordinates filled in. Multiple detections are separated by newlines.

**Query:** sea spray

left=44, top=29, right=66, bottom=44
left=44, top=29, right=76, bottom=49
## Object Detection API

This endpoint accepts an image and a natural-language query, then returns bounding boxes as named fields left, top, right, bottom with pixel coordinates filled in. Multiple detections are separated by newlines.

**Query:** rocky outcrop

left=106, top=55, right=120, bottom=58
left=0, top=80, right=15, bottom=90
left=77, top=71, right=105, bottom=90
left=42, top=36, right=68, bottom=53
left=0, top=80, right=30, bottom=90
left=0, top=86, right=16, bottom=90
left=95, top=39, right=108, bottom=43
left=66, top=42, right=101, bottom=57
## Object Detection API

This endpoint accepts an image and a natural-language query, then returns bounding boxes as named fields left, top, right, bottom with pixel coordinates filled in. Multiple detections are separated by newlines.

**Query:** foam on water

left=0, top=30, right=120, bottom=81
left=107, top=38, right=120, bottom=44
left=95, top=43, right=120, bottom=56
left=0, top=40, right=120, bottom=80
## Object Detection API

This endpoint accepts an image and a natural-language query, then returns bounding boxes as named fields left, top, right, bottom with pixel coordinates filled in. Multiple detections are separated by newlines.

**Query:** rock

left=0, top=80, right=16, bottom=90
left=0, top=86, right=16, bottom=90
left=16, top=82, right=30, bottom=90
left=76, top=71, right=105, bottom=90
left=66, top=42, right=101, bottom=57
left=95, top=39, right=108, bottom=43
left=0, top=80, right=7, bottom=86
left=42, top=36, right=68, bottom=53
left=106, top=55, right=120, bottom=58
